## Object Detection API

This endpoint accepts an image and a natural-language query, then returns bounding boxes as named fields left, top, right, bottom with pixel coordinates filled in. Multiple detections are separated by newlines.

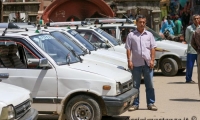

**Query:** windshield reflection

left=95, top=28, right=119, bottom=46
left=29, top=34, right=80, bottom=65
left=146, top=27, right=163, bottom=41
left=50, top=31, right=85, bottom=56
left=67, top=30, right=96, bottom=51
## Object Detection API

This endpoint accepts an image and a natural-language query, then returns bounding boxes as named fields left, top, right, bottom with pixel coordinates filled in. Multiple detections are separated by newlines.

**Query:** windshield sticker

left=96, top=28, right=103, bottom=33
left=70, top=30, right=78, bottom=36
left=37, top=35, right=54, bottom=41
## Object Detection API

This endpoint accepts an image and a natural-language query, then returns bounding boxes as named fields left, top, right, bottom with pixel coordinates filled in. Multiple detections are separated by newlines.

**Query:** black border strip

left=33, top=98, right=62, bottom=104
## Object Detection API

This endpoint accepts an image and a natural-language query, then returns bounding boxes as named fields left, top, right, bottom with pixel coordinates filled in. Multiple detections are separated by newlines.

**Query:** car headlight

left=0, top=105, right=15, bottom=120
left=116, top=82, right=122, bottom=95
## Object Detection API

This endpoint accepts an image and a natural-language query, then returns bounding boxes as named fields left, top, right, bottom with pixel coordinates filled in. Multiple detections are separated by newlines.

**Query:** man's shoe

left=147, top=104, right=157, bottom=111
left=128, top=105, right=139, bottom=111
left=185, top=80, right=196, bottom=83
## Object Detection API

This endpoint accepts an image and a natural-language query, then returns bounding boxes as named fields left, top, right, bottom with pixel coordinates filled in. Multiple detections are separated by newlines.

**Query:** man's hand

left=128, top=61, right=133, bottom=70
left=150, top=60, right=154, bottom=69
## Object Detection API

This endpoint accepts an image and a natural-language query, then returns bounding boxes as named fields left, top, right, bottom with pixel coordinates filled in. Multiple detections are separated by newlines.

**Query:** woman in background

left=160, top=15, right=175, bottom=35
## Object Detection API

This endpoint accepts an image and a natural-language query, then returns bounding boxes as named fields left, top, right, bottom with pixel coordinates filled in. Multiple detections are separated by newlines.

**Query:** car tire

left=65, top=95, right=102, bottom=120
left=161, top=58, right=178, bottom=76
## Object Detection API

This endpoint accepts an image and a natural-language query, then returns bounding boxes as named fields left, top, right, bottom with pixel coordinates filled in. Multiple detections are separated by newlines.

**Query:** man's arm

left=150, top=33, right=156, bottom=69
left=150, top=48, right=156, bottom=69
left=126, top=49, right=133, bottom=70
left=191, top=32, right=198, bottom=52
left=125, top=33, right=133, bottom=70
left=185, top=27, right=190, bottom=43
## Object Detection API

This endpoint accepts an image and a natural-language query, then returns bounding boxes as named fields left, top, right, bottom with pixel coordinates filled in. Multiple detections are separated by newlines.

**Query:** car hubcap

left=164, top=62, right=172, bottom=72
left=71, top=101, right=94, bottom=120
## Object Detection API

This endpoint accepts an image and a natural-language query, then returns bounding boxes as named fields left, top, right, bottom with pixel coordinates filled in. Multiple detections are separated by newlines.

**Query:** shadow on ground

left=167, top=82, right=198, bottom=84
left=154, top=71, right=186, bottom=77
left=170, top=98, right=200, bottom=102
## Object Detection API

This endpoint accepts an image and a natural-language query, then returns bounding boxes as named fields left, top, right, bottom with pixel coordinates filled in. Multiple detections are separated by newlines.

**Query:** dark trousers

left=185, top=53, right=197, bottom=82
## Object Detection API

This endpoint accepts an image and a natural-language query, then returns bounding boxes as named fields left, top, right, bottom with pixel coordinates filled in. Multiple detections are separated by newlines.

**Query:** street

left=38, top=66, right=200, bottom=120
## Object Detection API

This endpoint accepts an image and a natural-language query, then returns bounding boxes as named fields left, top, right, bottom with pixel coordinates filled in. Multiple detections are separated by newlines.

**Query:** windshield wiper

left=66, top=52, right=71, bottom=65
left=71, top=50, right=83, bottom=63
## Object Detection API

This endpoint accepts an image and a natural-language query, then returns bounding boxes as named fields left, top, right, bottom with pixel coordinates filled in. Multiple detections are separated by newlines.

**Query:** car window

left=119, top=27, right=136, bottom=43
left=50, top=31, right=85, bottom=56
left=0, top=38, right=40, bottom=69
left=145, top=27, right=163, bottom=41
left=67, top=30, right=96, bottom=51
left=94, top=28, right=119, bottom=46
left=75, top=30, right=109, bottom=49
left=29, top=34, right=80, bottom=65
left=100, top=27, right=116, bottom=38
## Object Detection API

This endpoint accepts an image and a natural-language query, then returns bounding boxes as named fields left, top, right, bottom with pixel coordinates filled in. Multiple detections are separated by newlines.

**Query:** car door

left=0, top=37, right=58, bottom=112
left=119, top=26, right=136, bottom=43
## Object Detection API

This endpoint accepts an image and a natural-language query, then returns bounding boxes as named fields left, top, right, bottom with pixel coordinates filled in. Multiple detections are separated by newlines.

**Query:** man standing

left=191, top=27, right=200, bottom=95
left=185, top=14, right=200, bottom=83
left=125, top=15, right=157, bottom=111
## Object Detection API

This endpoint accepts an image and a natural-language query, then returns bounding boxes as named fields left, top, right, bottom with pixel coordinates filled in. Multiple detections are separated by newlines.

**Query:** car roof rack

left=1, top=28, right=29, bottom=36
left=85, top=17, right=134, bottom=27
left=46, top=21, right=88, bottom=27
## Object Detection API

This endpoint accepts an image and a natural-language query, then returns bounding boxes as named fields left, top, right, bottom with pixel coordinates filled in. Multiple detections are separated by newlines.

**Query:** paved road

left=38, top=67, right=200, bottom=120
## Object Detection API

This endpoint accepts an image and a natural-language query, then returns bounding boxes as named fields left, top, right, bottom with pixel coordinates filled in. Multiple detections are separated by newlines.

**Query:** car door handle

left=0, top=73, right=9, bottom=78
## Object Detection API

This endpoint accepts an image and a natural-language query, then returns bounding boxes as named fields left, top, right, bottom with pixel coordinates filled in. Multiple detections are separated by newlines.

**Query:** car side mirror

left=39, top=58, right=50, bottom=68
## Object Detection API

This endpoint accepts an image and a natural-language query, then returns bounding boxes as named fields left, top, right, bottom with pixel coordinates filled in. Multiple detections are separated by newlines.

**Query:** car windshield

left=67, top=30, right=96, bottom=51
left=146, top=27, right=163, bottom=41
left=29, top=34, right=80, bottom=65
left=50, top=31, right=85, bottom=56
left=95, top=28, right=119, bottom=46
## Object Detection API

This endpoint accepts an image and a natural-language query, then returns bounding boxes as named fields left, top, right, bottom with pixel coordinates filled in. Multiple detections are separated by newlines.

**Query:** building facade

left=1, top=0, right=40, bottom=22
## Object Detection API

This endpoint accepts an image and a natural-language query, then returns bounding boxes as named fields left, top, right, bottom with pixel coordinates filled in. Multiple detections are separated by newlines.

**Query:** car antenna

left=2, top=28, right=8, bottom=36
left=75, top=25, right=79, bottom=30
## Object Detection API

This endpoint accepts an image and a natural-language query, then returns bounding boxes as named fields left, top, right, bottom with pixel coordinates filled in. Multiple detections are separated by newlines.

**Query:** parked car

left=0, top=29, right=138, bottom=120
left=0, top=82, right=38, bottom=120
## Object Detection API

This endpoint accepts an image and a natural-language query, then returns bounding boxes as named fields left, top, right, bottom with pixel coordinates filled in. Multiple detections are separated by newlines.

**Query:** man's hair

left=192, top=14, right=200, bottom=19
left=136, top=15, right=146, bottom=21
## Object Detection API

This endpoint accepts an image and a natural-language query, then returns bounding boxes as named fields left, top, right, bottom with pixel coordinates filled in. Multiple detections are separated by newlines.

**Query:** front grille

left=121, top=79, right=133, bottom=93
left=14, top=99, right=31, bottom=119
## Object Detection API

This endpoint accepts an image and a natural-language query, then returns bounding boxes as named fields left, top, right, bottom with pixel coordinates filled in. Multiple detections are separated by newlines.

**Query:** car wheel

left=178, top=68, right=185, bottom=73
left=161, top=58, right=178, bottom=76
left=65, top=95, right=102, bottom=120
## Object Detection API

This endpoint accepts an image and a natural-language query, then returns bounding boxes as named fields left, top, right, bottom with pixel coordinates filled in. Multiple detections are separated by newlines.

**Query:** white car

left=0, top=82, right=38, bottom=120
left=71, top=24, right=187, bottom=76
left=0, top=30, right=138, bottom=120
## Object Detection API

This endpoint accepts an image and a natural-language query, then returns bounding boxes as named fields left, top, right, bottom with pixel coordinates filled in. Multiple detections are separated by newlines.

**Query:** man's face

left=193, top=16, right=200, bottom=25
left=136, top=18, right=146, bottom=30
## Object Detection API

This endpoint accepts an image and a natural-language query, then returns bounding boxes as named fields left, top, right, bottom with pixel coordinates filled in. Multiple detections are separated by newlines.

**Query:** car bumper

left=181, top=60, right=186, bottom=68
left=102, top=88, right=138, bottom=116
left=19, top=108, right=38, bottom=120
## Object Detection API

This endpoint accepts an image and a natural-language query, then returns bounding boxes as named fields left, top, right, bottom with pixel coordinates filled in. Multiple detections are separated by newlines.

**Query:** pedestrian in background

left=181, top=9, right=191, bottom=37
left=125, top=15, right=157, bottom=111
left=174, top=14, right=183, bottom=36
left=185, top=14, right=200, bottom=83
left=191, top=27, right=200, bottom=95
left=160, top=15, right=175, bottom=36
